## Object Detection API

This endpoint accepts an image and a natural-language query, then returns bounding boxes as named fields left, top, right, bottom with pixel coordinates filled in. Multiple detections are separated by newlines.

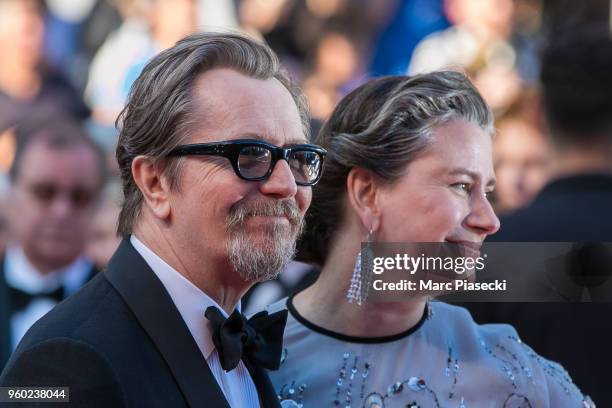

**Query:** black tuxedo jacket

left=0, top=254, right=97, bottom=370
left=0, top=240, right=280, bottom=408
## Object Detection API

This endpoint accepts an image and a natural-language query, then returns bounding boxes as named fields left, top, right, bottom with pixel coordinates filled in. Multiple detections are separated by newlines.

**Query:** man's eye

left=485, top=190, right=494, bottom=200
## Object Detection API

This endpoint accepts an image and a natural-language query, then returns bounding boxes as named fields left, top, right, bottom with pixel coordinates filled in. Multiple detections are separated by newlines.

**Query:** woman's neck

left=292, top=254, right=427, bottom=338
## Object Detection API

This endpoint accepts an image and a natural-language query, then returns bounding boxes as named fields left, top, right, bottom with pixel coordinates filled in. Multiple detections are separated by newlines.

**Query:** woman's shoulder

left=430, top=301, right=537, bottom=339
left=265, top=297, right=289, bottom=314
left=430, top=301, right=594, bottom=406
left=264, top=296, right=328, bottom=341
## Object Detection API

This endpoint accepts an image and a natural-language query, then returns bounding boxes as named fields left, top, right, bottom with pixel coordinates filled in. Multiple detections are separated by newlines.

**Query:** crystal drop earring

left=347, top=229, right=373, bottom=305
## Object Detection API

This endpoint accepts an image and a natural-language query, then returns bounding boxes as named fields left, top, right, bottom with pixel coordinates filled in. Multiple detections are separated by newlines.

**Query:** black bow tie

left=7, top=285, right=65, bottom=313
left=205, top=306, right=288, bottom=375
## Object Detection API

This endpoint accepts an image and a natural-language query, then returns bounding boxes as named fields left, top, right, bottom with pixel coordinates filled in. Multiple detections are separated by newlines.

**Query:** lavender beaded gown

left=266, top=298, right=594, bottom=408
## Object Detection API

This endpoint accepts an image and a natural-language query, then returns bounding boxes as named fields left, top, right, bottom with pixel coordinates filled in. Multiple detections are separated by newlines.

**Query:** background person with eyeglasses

left=0, top=117, right=107, bottom=370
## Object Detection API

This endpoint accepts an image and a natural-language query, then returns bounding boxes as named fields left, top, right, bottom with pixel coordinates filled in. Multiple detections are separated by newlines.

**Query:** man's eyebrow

left=446, top=167, right=496, bottom=187
left=238, top=132, right=308, bottom=146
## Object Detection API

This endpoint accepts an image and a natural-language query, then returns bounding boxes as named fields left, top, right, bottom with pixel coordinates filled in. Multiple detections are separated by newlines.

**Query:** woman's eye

left=452, top=183, right=471, bottom=193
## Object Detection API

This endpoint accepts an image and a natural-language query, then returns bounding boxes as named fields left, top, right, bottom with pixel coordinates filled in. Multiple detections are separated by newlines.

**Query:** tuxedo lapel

left=83, top=264, right=99, bottom=285
left=104, top=240, right=230, bottom=408
left=0, top=256, right=12, bottom=370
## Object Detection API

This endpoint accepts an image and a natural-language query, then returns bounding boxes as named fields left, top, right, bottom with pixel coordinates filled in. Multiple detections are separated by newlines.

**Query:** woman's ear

left=131, top=156, right=171, bottom=220
left=346, top=167, right=381, bottom=232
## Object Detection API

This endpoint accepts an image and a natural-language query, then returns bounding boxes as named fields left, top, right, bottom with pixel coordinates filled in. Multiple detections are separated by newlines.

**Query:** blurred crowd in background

left=0, top=0, right=611, bottom=360
left=1, top=0, right=604, bottom=272
left=2, top=1, right=612, bottom=403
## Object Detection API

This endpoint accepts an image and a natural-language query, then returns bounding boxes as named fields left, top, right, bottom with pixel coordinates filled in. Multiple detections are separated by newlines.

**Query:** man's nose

left=259, top=159, right=298, bottom=199
left=47, top=194, right=75, bottom=218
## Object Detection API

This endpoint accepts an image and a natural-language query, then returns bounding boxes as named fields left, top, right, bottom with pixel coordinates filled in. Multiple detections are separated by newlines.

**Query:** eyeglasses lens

left=289, top=150, right=321, bottom=184
left=238, top=145, right=322, bottom=184
left=238, top=146, right=272, bottom=179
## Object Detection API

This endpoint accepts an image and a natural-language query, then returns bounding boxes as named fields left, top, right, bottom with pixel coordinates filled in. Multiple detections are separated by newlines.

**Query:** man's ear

left=131, top=156, right=171, bottom=220
left=346, top=167, right=381, bottom=232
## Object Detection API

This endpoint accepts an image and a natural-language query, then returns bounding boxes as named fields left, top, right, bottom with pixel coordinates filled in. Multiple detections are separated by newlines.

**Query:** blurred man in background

left=493, top=25, right=612, bottom=240
left=0, top=120, right=106, bottom=369
left=470, top=25, right=612, bottom=406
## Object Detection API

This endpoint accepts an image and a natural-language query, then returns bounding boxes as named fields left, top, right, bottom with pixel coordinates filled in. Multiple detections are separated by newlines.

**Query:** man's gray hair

left=298, top=71, right=494, bottom=266
left=116, top=31, right=310, bottom=237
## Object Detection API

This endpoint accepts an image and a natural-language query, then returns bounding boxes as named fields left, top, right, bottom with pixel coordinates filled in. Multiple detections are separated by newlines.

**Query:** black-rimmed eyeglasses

left=167, top=139, right=326, bottom=186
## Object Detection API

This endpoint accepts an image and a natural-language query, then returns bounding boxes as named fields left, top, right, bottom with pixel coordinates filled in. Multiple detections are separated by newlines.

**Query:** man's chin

left=242, top=223, right=296, bottom=240
left=234, top=258, right=285, bottom=284
left=245, top=268, right=282, bottom=284
left=243, top=215, right=291, bottom=227
left=228, top=234, right=297, bottom=283
left=234, top=224, right=296, bottom=244
left=36, top=242, right=80, bottom=265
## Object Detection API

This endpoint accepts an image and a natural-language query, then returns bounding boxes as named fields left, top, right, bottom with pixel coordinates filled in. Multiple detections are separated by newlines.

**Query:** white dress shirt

left=4, top=245, right=93, bottom=349
left=130, top=235, right=261, bottom=408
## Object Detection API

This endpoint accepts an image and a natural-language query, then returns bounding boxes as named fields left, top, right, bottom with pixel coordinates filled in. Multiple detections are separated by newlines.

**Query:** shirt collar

left=4, top=244, right=92, bottom=296
left=129, top=235, right=240, bottom=360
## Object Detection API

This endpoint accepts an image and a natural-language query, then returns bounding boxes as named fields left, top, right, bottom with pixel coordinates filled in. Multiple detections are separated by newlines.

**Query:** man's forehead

left=17, top=141, right=99, bottom=181
left=192, top=69, right=293, bottom=111
left=189, top=68, right=305, bottom=145
left=22, top=139, right=95, bottom=161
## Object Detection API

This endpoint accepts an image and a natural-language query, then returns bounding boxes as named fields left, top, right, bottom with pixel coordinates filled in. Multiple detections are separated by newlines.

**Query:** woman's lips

left=445, top=239, right=482, bottom=257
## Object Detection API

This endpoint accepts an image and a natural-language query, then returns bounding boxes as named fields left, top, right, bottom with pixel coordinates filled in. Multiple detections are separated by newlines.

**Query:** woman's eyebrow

left=446, top=167, right=496, bottom=187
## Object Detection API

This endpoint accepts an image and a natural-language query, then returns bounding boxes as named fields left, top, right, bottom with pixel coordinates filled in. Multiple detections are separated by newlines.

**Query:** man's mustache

left=227, top=199, right=302, bottom=229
